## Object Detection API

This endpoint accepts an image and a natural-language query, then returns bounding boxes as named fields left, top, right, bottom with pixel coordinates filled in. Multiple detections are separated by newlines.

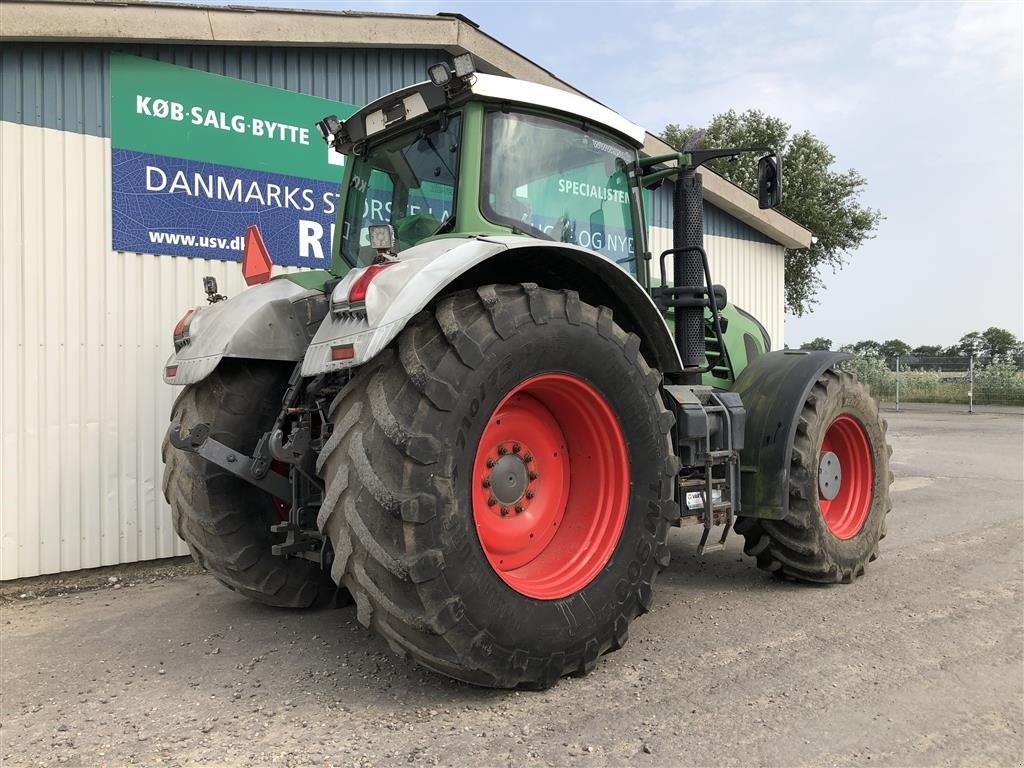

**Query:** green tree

left=980, top=327, right=1019, bottom=362
left=879, top=339, right=912, bottom=361
left=955, top=331, right=984, bottom=358
left=845, top=339, right=882, bottom=356
left=661, top=110, right=883, bottom=316
left=911, top=345, right=943, bottom=356
left=800, top=336, right=833, bottom=351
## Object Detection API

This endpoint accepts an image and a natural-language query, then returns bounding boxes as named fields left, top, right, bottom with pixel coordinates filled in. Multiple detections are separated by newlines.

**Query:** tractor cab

left=320, top=56, right=650, bottom=281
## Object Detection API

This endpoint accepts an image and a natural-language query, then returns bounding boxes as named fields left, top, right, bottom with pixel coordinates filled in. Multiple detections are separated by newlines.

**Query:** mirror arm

left=635, top=146, right=774, bottom=182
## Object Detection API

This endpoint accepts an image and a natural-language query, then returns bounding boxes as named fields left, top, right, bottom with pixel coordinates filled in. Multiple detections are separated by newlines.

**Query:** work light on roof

left=452, top=53, right=476, bottom=79
left=427, top=62, right=451, bottom=87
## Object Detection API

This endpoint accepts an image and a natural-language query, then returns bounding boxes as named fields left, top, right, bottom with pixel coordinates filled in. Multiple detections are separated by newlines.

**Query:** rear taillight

left=348, top=262, right=396, bottom=305
left=173, top=309, right=195, bottom=351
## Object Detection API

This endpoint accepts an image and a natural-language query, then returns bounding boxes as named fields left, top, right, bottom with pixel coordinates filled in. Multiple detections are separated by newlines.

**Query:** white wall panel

left=648, top=225, right=785, bottom=349
left=0, top=120, right=301, bottom=579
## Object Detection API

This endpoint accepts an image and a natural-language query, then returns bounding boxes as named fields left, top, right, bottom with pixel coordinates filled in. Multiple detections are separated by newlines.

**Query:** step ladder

left=693, top=390, right=740, bottom=555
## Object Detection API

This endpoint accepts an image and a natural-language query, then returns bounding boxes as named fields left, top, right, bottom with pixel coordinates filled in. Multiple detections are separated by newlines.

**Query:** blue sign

left=111, top=149, right=341, bottom=267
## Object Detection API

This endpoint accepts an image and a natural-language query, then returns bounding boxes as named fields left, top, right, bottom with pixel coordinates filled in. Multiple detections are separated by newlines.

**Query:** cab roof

left=341, top=73, right=647, bottom=151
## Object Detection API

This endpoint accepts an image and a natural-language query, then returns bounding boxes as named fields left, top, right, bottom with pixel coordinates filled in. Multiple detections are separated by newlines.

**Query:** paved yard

left=2, top=409, right=1022, bottom=766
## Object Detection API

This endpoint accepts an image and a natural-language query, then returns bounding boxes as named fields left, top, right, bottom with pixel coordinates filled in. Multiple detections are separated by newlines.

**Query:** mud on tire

left=317, top=284, right=679, bottom=688
left=162, top=360, right=325, bottom=608
left=734, top=368, right=893, bottom=583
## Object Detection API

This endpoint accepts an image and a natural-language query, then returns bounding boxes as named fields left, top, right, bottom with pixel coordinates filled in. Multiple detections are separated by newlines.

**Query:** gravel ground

left=2, top=409, right=1022, bottom=767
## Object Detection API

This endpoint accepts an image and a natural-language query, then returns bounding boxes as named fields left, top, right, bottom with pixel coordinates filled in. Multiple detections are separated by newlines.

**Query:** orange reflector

left=331, top=344, right=355, bottom=361
left=165, top=365, right=179, bottom=378
left=242, top=225, right=273, bottom=286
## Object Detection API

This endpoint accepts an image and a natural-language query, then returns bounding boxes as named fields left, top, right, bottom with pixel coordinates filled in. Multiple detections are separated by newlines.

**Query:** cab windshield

left=339, top=115, right=461, bottom=267
left=480, top=110, right=639, bottom=272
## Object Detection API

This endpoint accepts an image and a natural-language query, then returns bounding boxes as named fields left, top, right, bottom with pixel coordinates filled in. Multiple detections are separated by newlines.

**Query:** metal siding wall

left=1, top=43, right=447, bottom=138
left=1, top=43, right=444, bottom=580
left=647, top=182, right=775, bottom=244
left=0, top=120, right=293, bottom=578
left=647, top=226, right=785, bottom=349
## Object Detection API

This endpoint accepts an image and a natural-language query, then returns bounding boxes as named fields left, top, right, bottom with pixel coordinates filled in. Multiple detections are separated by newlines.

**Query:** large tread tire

left=734, top=368, right=893, bottom=583
left=161, top=359, right=324, bottom=608
left=318, top=284, right=678, bottom=688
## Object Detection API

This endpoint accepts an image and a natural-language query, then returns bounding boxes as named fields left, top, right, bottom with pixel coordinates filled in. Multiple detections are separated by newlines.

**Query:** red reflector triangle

left=242, top=225, right=273, bottom=285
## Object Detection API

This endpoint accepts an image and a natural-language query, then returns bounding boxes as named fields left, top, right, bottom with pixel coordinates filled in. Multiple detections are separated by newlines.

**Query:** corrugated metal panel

left=1, top=43, right=448, bottom=138
left=648, top=226, right=785, bottom=348
left=0, top=120, right=312, bottom=579
left=647, top=183, right=775, bottom=244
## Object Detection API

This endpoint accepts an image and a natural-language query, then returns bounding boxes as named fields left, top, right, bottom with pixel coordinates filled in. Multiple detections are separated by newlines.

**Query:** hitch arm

left=168, top=422, right=292, bottom=501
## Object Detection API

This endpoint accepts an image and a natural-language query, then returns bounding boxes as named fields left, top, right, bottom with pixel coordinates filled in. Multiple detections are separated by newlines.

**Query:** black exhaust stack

left=672, top=168, right=706, bottom=384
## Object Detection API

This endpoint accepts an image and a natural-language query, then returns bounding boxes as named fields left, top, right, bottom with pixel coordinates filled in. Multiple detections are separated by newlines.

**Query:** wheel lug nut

left=512, top=443, right=521, bottom=453
left=498, top=445, right=508, bottom=455
left=500, top=506, right=509, bottom=517
left=486, top=458, right=495, bottom=468
left=481, top=477, right=491, bottom=488
left=487, top=496, right=497, bottom=507
left=528, top=471, right=539, bottom=481
left=525, top=490, right=535, bottom=499
left=523, top=454, right=533, bottom=463
left=514, top=504, right=524, bottom=513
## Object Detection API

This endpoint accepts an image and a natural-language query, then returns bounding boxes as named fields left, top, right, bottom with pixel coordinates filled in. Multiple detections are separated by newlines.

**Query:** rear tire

left=161, top=359, right=325, bottom=607
left=734, top=368, right=892, bottom=583
left=317, top=285, right=678, bottom=688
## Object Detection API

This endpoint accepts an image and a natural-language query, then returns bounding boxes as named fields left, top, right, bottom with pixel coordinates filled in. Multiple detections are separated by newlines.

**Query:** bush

left=840, top=354, right=1024, bottom=406
left=841, top=354, right=894, bottom=398
left=974, top=360, right=1024, bottom=405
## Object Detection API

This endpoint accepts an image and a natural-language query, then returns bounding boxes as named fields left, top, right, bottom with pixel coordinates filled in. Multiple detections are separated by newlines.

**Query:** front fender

left=164, top=279, right=325, bottom=385
left=734, top=350, right=852, bottom=519
left=301, top=236, right=682, bottom=376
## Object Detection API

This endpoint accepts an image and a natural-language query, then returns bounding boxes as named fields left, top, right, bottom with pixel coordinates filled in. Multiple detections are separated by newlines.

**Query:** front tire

left=734, top=368, right=892, bottom=583
left=317, top=285, right=678, bottom=688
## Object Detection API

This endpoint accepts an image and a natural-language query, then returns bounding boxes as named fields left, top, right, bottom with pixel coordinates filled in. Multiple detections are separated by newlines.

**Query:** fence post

left=895, top=354, right=900, bottom=412
left=969, top=355, right=974, bottom=414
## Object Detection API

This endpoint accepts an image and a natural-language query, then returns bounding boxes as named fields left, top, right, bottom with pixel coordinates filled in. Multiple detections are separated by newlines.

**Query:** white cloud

left=871, top=1, right=1023, bottom=81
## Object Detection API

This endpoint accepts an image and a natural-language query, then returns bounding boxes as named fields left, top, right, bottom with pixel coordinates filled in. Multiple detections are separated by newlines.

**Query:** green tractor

left=163, top=55, right=891, bottom=688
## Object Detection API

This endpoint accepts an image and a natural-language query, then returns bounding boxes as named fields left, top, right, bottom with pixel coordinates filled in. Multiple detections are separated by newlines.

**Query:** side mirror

left=757, top=154, right=782, bottom=209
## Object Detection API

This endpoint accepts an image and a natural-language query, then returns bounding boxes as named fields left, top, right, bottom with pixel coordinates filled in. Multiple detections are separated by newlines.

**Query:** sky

left=208, top=0, right=1023, bottom=348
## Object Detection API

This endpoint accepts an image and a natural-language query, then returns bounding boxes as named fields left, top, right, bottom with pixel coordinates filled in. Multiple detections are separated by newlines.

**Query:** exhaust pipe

left=672, top=168, right=706, bottom=384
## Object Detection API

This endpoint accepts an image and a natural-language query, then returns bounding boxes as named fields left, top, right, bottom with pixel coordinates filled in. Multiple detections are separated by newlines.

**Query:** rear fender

left=164, top=279, right=327, bottom=385
left=301, top=236, right=682, bottom=376
left=734, top=350, right=852, bottom=519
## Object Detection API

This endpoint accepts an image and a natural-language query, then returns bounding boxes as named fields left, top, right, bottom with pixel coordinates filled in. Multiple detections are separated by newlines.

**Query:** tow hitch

left=168, top=422, right=292, bottom=501
left=168, top=365, right=338, bottom=565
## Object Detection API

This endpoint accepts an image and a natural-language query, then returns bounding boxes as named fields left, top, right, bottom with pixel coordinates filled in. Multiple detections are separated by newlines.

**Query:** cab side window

left=481, top=110, right=638, bottom=272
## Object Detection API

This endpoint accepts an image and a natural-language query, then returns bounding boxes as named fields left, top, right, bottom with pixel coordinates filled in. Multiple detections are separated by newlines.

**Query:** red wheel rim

left=471, top=373, right=630, bottom=600
left=818, top=415, right=873, bottom=539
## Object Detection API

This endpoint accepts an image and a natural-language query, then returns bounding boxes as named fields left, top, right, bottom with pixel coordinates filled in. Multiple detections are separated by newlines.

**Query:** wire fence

left=840, top=354, right=1024, bottom=412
